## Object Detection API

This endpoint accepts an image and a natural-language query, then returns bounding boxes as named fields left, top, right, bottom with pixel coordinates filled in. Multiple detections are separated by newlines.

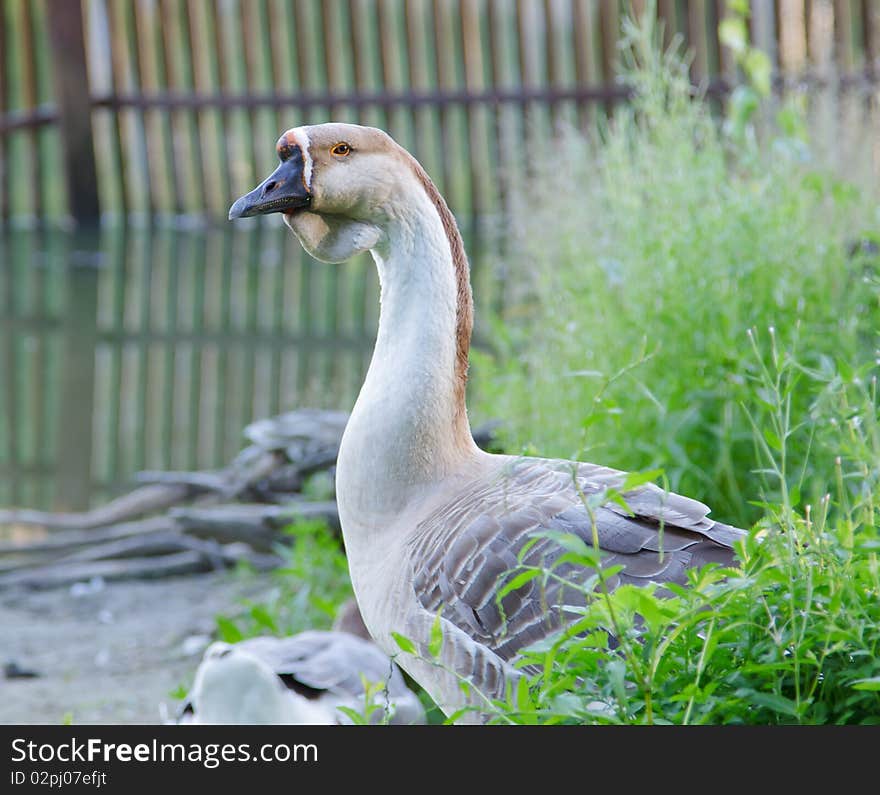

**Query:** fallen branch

left=0, top=516, right=174, bottom=556
left=0, top=484, right=195, bottom=532
left=0, top=551, right=216, bottom=590
left=170, top=501, right=339, bottom=551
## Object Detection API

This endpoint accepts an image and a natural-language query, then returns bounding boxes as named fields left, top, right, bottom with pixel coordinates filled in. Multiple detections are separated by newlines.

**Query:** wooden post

left=46, top=0, right=100, bottom=226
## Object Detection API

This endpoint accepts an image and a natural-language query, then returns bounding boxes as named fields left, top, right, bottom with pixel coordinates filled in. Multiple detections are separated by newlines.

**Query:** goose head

left=229, top=122, right=418, bottom=263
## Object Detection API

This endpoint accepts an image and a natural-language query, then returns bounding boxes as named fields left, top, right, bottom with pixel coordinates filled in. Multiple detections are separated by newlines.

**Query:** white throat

left=335, top=185, right=477, bottom=532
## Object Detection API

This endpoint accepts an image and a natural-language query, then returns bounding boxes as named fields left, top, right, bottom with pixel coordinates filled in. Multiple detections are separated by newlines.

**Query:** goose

left=229, top=122, right=747, bottom=722
left=178, top=630, right=426, bottom=725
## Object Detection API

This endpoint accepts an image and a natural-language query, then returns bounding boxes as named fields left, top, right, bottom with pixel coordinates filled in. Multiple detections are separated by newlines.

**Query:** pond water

left=0, top=221, right=501, bottom=511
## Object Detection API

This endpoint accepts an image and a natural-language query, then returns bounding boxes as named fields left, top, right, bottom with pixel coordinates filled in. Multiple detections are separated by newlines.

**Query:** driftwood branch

left=170, top=501, right=340, bottom=551
left=0, top=516, right=174, bottom=556
left=0, top=551, right=216, bottom=590
left=0, top=484, right=194, bottom=531
left=0, top=410, right=502, bottom=590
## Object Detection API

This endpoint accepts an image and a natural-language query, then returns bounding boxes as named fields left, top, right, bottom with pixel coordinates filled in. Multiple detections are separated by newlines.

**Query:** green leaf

left=606, top=490, right=634, bottom=516
left=429, top=611, right=444, bottom=659
left=851, top=677, right=880, bottom=691
left=249, top=604, right=279, bottom=633
left=515, top=673, right=531, bottom=710
left=497, top=568, right=542, bottom=599
left=581, top=414, right=605, bottom=429
left=168, top=684, right=189, bottom=701
left=747, top=691, right=800, bottom=717
left=763, top=428, right=783, bottom=452
left=621, top=468, right=665, bottom=491
left=336, top=706, right=368, bottom=725
left=391, top=632, right=417, bottom=655
left=215, top=616, right=244, bottom=643
left=534, top=530, right=594, bottom=560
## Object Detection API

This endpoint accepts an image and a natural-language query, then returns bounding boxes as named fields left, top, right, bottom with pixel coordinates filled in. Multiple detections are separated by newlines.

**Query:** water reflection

left=0, top=222, right=385, bottom=511
left=0, top=220, right=500, bottom=512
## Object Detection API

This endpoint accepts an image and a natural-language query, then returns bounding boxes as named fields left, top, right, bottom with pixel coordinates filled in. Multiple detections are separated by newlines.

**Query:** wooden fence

left=1, top=0, right=879, bottom=226
left=0, top=219, right=508, bottom=511
left=0, top=223, right=384, bottom=509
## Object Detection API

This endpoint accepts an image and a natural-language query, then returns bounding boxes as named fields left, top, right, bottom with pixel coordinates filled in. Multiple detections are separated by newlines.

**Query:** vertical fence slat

left=715, top=1, right=737, bottom=84
left=201, top=0, right=231, bottom=209
left=750, top=0, right=777, bottom=68
left=658, top=0, right=678, bottom=50
left=350, top=0, right=381, bottom=130
left=572, top=0, right=598, bottom=129
left=125, top=0, right=154, bottom=215
left=542, top=0, right=559, bottom=125
left=105, top=1, right=132, bottom=214
left=865, top=0, right=879, bottom=76
left=90, top=0, right=128, bottom=218
left=834, top=0, right=854, bottom=74
left=46, top=0, right=99, bottom=225
left=404, top=0, right=439, bottom=178
left=778, top=0, right=807, bottom=75
left=266, top=0, right=288, bottom=135
left=687, top=0, right=709, bottom=85
left=0, top=3, right=9, bottom=222
left=292, top=0, right=323, bottom=127
left=515, top=0, right=535, bottom=133
left=598, top=0, right=619, bottom=114
left=378, top=0, right=407, bottom=138
left=433, top=0, right=458, bottom=204
left=152, top=0, right=182, bottom=214
left=321, top=0, right=347, bottom=120
left=179, top=0, right=209, bottom=212
left=212, top=0, right=246, bottom=196
left=462, top=0, right=489, bottom=223
left=21, top=0, right=44, bottom=219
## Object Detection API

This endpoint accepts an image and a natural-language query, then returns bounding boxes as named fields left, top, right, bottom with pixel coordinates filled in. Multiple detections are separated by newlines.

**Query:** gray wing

left=409, top=456, right=746, bottom=664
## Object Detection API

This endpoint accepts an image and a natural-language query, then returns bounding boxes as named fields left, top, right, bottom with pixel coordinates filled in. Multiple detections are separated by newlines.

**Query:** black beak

left=228, top=145, right=311, bottom=220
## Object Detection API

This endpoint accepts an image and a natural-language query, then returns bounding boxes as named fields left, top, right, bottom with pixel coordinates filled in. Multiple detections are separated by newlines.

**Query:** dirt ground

left=1, top=571, right=273, bottom=725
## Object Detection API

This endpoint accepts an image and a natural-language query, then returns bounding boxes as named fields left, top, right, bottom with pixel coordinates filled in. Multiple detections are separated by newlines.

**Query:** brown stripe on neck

left=395, top=146, right=474, bottom=435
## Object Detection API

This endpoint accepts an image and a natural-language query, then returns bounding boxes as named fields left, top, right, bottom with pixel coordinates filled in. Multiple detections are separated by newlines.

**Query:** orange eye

left=331, top=142, right=351, bottom=157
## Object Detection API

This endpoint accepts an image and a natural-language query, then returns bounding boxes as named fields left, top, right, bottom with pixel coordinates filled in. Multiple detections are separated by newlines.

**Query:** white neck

left=335, top=186, right=477, bottom=527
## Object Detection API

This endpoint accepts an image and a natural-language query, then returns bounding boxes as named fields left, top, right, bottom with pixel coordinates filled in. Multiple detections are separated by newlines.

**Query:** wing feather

left=408, top=456, right=746, bottom=664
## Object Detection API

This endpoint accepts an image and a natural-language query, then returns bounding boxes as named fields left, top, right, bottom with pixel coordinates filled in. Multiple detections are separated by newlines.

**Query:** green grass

left=463, top=13, right=880, bottom=725
left=214, top=518, right=354, bottom=643
left=478, top=332, right=879, bottom=724
left=471, top=15, right=879, bottom=532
